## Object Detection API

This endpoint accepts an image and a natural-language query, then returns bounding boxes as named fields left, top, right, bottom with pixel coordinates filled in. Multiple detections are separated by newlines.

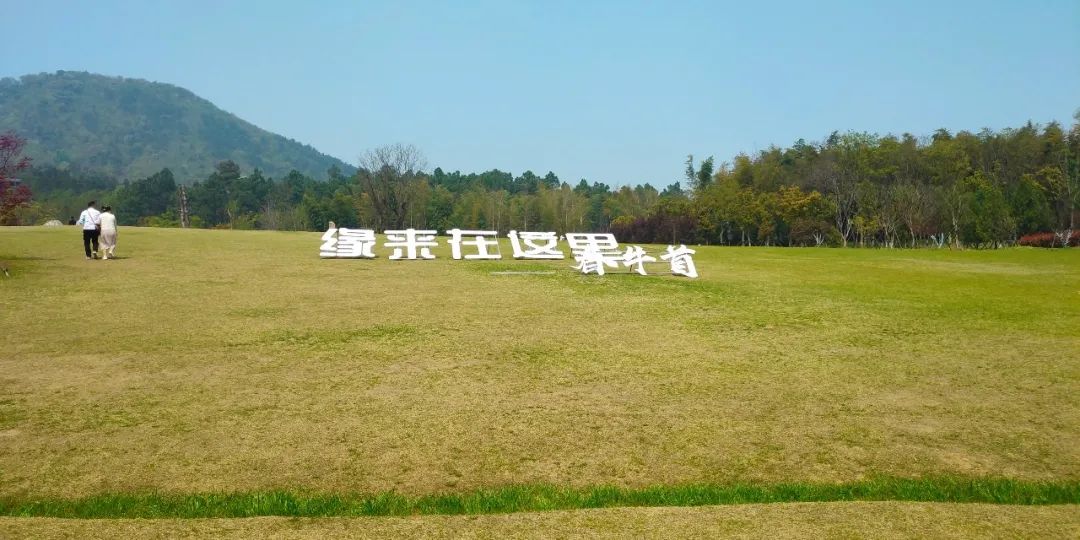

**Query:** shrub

left=1018, top=231, right=1078, bottom=248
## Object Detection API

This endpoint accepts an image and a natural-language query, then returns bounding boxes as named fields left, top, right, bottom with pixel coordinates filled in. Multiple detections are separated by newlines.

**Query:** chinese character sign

left=447, top=229, right=501, bottom=260
left=566, top=233, right=622, bottom=275
left=661, top=245, right=698, bottom=278
left=320, top=227, right=377, bottom=259
left=508, top=231, right=564, bottom=259
left=621, top=245, right=657, bottom=276
left=565, top=233, right=620, bottom=258
left=319, top=228, right=338, bottom=258
left=572, top=245, right=620, bottom=275
left=384, top=229, right=438, bottom=260
left=318, top=227, right=698, bottom=278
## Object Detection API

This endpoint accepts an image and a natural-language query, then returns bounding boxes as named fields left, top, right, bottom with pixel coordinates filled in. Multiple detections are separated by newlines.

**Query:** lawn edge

left=2, top=476, right=1078, bottom=519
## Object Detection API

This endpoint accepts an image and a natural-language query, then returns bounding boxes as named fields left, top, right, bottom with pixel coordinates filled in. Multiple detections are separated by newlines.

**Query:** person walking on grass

left=99, top=205, right=118, bottom=259
left=75, top=200, right=101, bottom=260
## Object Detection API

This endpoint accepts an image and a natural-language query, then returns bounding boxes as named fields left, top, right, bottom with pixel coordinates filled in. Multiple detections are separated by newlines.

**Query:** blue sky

left=4, top=0, right=1079, bottom=186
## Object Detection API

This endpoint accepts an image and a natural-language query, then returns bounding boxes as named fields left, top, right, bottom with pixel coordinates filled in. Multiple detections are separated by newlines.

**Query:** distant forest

left=4, top=115, right=1080, bottom=249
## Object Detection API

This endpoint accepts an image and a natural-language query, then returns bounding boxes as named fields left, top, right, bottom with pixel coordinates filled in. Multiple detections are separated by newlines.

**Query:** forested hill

left=0, top=71, right=353, bottom=182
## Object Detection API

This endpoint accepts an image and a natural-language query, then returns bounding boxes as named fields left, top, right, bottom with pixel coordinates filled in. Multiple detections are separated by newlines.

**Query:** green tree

left=1010, top=175, right=1053, bottom=234
left=189, top=161, right=239, bottom=227
left=959, top=172, right=1015, bottom=247
left=112, top=168, right=177, bottom=225
left=696, top=156, right=714, bottom=190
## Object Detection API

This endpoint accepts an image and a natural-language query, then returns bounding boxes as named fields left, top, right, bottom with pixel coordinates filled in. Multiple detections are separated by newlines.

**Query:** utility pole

left=178, top=185, right=190, bottom=228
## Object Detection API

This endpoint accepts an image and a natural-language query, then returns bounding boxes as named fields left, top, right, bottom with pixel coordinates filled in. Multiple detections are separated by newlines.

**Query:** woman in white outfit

left=99, top=205, right=118, bottom=259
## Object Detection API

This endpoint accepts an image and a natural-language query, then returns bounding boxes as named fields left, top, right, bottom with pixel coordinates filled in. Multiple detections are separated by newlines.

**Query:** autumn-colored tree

left=0, top=132, right=33, bottom=225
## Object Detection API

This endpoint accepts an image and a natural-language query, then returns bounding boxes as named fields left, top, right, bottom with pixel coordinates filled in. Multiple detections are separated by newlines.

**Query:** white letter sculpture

left=573, top=245, right=620, bottom=275
left=331, top=228, right=377, bottom=258
left=384, top=229, right=438, bottom=260
left=447, top=229, right=501, bottom=260
left=319, top=227, right=339, bottom=258
left=568, top=233, right=622, bottom=275
left=565, top=233, right=620, bottom=258
left=661, top=245, right=698, bottom=278
left=508, top=231, right=564, bottom=259
left=621, top=245, right=657, bottom=275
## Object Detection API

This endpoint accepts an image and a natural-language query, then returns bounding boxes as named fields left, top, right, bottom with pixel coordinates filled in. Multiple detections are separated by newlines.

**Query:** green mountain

left=0, top=71, right=354, bottom=182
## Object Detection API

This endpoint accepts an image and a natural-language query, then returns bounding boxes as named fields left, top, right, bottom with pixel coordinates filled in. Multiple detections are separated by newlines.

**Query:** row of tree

left=6, top=115, right=1079, bottom=248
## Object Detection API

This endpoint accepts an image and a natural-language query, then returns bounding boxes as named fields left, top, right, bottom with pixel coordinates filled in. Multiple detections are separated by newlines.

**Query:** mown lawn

left=0, top=226, right=1077, bottom=530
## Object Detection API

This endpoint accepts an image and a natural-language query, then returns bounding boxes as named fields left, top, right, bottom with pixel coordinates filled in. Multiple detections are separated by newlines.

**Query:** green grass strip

left=3, top=477, right=1078, bottom=519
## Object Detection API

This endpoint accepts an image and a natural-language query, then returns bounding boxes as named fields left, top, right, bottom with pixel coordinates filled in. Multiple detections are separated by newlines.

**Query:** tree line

left=6, top=116, right=1079, bottom=248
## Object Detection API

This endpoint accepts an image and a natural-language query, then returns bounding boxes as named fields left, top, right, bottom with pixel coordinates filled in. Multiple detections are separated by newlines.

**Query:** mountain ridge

left=0, top=71, right=355, bottom=182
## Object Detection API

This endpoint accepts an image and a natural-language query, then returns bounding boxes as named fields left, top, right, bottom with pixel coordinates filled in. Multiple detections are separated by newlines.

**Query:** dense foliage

left=0, top=71, right=353, bottom=181
left=10, top=115, right=1080, bottom=249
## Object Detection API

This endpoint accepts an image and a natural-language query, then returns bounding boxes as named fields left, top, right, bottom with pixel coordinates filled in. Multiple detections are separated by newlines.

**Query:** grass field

left=1, top=226, right=1078, bottom=534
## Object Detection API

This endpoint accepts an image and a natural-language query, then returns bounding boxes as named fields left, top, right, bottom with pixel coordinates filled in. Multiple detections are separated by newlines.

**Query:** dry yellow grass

left=1, top=226, right=1078, bottom=499
left=2, top=502, right=1078, bottom=539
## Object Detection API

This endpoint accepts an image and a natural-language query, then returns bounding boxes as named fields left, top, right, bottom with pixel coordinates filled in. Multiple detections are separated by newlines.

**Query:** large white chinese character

left=565, top=233, right=620, bottom=258
left=621, top=245, right=657, bottom=275
left=508, top=230, right=564, bottom=259
left=661, top=245, right=698, bottom=278
left=384, top=229, right=438, bottom=260
left=335, top=228, right=377, bottom=258
left=319, top=227, right=339, bottom=258
left=573, top=245, right=620, bottom=275
left=447, top=229, right=501, bottom=260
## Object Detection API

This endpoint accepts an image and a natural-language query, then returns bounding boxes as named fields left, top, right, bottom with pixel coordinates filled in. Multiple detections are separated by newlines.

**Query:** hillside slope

left=0, top=71, right=354, bottom=182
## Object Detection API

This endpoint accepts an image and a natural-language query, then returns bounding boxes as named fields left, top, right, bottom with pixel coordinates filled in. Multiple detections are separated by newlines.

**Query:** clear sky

left=4, top=0, right=1079, bottom=186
